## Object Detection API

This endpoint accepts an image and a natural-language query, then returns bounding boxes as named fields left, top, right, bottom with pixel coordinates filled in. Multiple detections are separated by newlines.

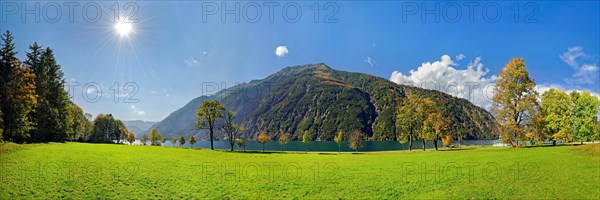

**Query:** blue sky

left=2, top=1, right=599, bottom=121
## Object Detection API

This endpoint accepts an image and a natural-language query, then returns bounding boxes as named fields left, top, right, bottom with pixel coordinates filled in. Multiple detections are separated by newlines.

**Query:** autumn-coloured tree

left=430, top=112, right=450, bottom=150
left=441, top=134, right=453, bottom=147
left=189, top=136, right=196, bottom=148
left=149, top=128, right=162, bottom=146
left=278, top=131, right=290, bottom=152
left=349, top=130, right=365, bottom=152
left=541, top=88, right=573, bottom=145
left=334, top=130, right=344, bottom=153
left=5, top=65, right=37, bottom=143
left=302, top=130, right=311, bottom=152
left=492, top=58, right=538, bottom=147
left=196, top=100, right=225, bottom=150
left=179, top=136, right=185, bottom=147
left=127, top=131, right=135, bottom=145
left=257, top=131, right=270, bottom=152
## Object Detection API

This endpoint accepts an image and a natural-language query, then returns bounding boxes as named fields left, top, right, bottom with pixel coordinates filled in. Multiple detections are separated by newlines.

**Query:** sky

left=2, top=1, right=599, bottom=121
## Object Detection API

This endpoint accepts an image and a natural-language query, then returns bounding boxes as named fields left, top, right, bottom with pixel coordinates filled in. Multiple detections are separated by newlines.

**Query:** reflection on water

left=134, top=140, right=501, bottom=152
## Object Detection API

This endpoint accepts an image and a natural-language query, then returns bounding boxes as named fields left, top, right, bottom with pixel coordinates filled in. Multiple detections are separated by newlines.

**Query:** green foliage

left=171, top=137, right=177, bottom=147
left=0, top=30, right=88, bottom=144
left=235, top=137, right=246, bottom=151
left=68, top=105, right=92, bottom=141
left=570, top=91, right=600, bottom=143
left=179, top=136, right=185, bottom=147
left=492, top=58, right=538, bottom=147
left=334, top=130, right=343, bottom=152
left=541, top=89, right=573, bottom=143
left=221, top=110, right=242, bottom=151
left=189, top=136, right=196, bottom=148
left=28, top=46, right=73, bottom=143
left=90, top=114, right=127, bottom=143
left=196, top=100, right=225, bottom=150
left=396, top=94, right=435, bottom=150
left=160, top=137, right=167, bottom=145
left=302, top=130, right=312, bottom=152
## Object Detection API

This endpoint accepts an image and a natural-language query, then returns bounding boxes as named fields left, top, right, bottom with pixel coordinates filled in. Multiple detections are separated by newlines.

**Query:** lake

left=134, top=140, right=502, bottom=152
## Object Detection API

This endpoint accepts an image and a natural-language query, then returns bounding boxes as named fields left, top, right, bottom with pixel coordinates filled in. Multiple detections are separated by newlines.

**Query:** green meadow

left=1, top=143, right=598, bottom=199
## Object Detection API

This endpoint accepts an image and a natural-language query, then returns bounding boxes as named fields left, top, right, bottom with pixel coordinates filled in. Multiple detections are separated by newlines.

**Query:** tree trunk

left=262, top=144, right=265, bottom=153
left=231, top=142, right=234, bottom=151
left=209, top=129, right=214, bottom=150
left=552, top=140, right=556, bottom=146
left=338, top=144, right=341, bottom=153
left=422, top=139, right=426, bottom=151
left=434, top=139, right=438, bottom=150
left=408, top=134, right=413, bottom=151
left=581, top=141, right=583, bottom=145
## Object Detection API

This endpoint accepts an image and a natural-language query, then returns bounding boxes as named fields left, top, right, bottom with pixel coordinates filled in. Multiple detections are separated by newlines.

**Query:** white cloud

left=560, top=46, right=598, bottom=85
left=560, top=46, right=585, bottom=68
left=136, top=111, right=146, bottom=116
left=390, top=55, right=497, bottom=110
left=275, top=46, right=289, bottom=57
left=456, top=54, right=465, bottom=61
left=364, top=57, right=376, bottom=67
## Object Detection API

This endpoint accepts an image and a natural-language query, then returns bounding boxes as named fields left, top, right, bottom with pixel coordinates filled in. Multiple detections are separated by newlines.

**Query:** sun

left=114, top=19, right=133, bottom=37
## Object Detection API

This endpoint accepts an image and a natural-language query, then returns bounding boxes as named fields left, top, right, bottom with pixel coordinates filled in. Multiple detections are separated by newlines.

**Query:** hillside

left=123, top=120, right=157, bottom=137
left=147, top=63, right=497, bottom=140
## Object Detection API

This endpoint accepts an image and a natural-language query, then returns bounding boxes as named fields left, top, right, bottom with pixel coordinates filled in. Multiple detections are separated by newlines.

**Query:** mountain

left=147, top=63, right=497, bottom=141
left=123, top=120, right=157, bottom=137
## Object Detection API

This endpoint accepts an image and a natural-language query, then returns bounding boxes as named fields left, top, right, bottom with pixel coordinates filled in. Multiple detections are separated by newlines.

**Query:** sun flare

left=114, top=19, right=133, bottom=37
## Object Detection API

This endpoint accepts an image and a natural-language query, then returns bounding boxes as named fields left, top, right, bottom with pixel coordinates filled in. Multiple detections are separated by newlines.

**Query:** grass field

left=1, top=142, right=599, bottom=199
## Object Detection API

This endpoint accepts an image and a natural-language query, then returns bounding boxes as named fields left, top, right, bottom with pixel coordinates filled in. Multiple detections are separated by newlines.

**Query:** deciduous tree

left=236, top=137, right=246, bottom=151
left=221, top=110, right=242, bottom=151
left=302, top=130, right=311, bottom=152
left=492, top=58, right=538, bottom=147
left=127, top=131, right=135, bottom=145
left=349, top=130, right=365, bottom=152
left=278, top=131, right=290, bottom=152
left=196, top=100, right=225, bottom=150
left=570, top=91, right=600, bottom=144
left=149, top=128, right=161, bottom=146
left=258, top=131, right=270, bottom=152
left=541, top=88, right=573, bottom=145
left=189, top=136, right=196, bottom=148
left=171, top=137, right=177, bottom=147
left=161, top=137, right=167, bottom=146
left=179, top=136, right=185, bottom=147
left=334, top=130, right=344, bottom=153
left=140, top=134, right=149, bottom=145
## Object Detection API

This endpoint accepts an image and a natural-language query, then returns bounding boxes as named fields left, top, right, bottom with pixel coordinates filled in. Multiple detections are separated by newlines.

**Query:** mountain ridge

left=145, top=63, right=497, bottom=141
